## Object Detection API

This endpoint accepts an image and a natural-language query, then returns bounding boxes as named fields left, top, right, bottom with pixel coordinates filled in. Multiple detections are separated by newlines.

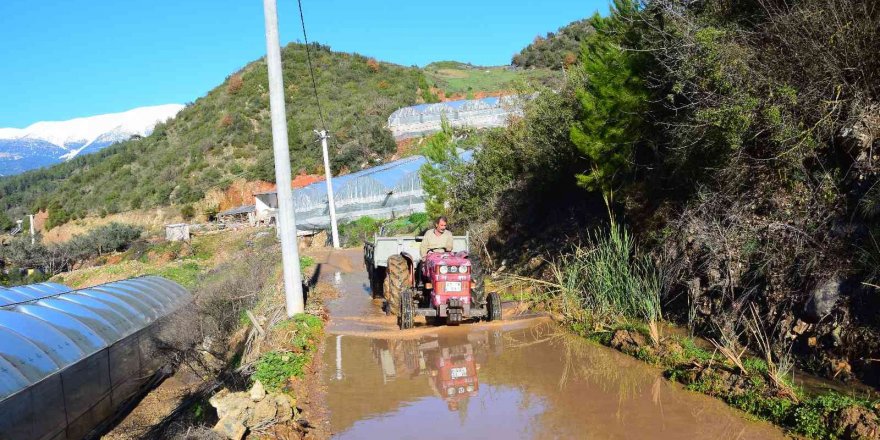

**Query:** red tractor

left=364, top=235, right=502, bottom=329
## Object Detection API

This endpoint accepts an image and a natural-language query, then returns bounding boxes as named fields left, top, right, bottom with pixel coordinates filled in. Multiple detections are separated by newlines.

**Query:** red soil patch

left=218, top=174, right=324, bottom=211
left=219, top=180, right=275, bottom=211
left=394, top=138, right=421, bottom=158
left=34, top=210, right=48, bottom=233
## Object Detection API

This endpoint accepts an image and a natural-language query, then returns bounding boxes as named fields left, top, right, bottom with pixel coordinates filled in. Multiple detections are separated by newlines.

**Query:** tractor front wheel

left=486, top=292, right=502, bottom=322
left=399, top=289, right=415, bottom=330
left=385, top=255, right=409, bottom=316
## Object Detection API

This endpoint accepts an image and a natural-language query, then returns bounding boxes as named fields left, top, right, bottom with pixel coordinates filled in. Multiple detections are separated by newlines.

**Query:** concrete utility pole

left=28, top=214, right=35, bottom=245
left=317, top=130, right=340, bottom=248
left=262, top=0, right=305, bottom=316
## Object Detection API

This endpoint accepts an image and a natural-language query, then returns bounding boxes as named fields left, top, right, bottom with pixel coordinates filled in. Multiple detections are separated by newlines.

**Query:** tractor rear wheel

left=385, top=255, right=409, bottom=316
left=399, top=288, right=414, bottom=329
left=487, top=292, right=502, bottom=322
left=469, top=252, right=486, bottom=304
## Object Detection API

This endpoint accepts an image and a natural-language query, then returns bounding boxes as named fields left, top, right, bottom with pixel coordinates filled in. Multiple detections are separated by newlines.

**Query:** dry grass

left=42, top=206, right=183, bottom=243
left=747, top=304, right=798, bottom=401
left=709, top=336, right=748, bottom=374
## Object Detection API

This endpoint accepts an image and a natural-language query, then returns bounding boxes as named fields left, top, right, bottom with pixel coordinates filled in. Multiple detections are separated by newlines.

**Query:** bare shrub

left=226, top=74, right=243, bottom=94
left=195, top=256, right=275, bottom=339
left=170, top=425, right=223, bottom=440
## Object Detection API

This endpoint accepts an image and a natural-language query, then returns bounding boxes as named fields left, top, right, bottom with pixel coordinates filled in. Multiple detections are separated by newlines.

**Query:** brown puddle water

left=316, top=249, right=786, bottom=439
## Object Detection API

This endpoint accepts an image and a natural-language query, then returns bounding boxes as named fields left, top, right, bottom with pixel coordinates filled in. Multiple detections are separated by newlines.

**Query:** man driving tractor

left=420, top=216, right=453, bottom=257
left=364, top=214, right=502, bottom=328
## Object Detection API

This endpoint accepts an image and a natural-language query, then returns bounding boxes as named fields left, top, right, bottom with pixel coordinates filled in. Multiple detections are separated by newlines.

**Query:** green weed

left=151, top=261, right=201, bottom=288
left=300, top=256, right=315, bottom=270
left=253, top=350, right=309, bottom=391
left=253, top=313, right=324, bottom=391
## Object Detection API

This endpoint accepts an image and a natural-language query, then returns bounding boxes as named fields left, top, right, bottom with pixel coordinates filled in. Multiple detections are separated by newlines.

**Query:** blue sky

left=0, top=0, right=607, bottom=128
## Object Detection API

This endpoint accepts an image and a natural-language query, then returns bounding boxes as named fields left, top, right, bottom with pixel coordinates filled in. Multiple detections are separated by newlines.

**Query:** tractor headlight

left=467, top=385, right=474, bottom=392
left=439, top=265, right=448, bottom=274
left=459, top=265, right=468, bottom=274
left=449, top=265, right=458, bottom=273
left=447, top=387, right=455, bottom=396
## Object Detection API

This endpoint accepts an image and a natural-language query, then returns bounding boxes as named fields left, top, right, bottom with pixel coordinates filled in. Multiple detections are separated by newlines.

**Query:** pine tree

left=569, top=0, right=647, bottom=194
left=420, top=119, right=463, bottom=220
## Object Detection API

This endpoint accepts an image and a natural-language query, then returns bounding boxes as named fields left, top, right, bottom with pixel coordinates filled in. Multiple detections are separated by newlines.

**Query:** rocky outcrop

left=209, top=380, right=296, bottom=440
left=834, top=405, right=880, bottom=440
left=805, top=278, right=844, bottom=322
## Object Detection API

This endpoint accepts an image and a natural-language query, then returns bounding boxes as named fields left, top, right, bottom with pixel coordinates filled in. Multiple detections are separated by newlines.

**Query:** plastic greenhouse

left=0, top=276, right=191, bottom=440
left=387, top=95, right=528, bottom=139
left=255, top=150, right=473, bottom=231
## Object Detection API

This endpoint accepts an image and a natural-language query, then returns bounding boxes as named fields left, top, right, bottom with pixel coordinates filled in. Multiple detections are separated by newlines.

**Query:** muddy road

left=312, top=249, right=786, bottom=439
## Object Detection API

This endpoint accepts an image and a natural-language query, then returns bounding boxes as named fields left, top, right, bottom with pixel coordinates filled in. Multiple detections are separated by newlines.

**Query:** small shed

left=217, top=204, right=256, bottom=225
left=254, top=191, right=279, bottom=225
left=165, top=223, right=191, bottom=242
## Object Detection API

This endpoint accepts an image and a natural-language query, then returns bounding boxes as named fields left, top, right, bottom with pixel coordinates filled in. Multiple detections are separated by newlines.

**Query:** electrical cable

left=295, top=0, right=329, bottom=134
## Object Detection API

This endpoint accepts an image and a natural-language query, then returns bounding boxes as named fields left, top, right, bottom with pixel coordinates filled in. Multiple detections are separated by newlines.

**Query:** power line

left=296, top=0, right=340, bottom=249
left=296, top=0, right=328, bottom=133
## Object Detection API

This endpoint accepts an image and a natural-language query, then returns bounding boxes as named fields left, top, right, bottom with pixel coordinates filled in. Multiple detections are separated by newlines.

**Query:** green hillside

left=513, top=18, right=595, bottom=69
left=0, top=43, right=422, bottom=225
left=422, top=61, right=559, bottom=96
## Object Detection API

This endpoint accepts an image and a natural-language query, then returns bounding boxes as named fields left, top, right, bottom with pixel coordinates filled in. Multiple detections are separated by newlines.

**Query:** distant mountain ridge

left=0, top=43, right=552, bottom=228
left=0, top=104, right=184, bottom=175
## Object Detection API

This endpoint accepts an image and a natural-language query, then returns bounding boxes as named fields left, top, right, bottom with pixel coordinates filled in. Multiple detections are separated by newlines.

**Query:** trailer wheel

left=399, top=289, right=414, bottom=329
left=370, top=267, right=385, bottom=299
left=386, top=255, right=409, bottom=316
left=487, top=292, right=502, bottom=322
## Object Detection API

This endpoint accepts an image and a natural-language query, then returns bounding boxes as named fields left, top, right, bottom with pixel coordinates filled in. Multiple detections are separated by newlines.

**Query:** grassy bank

left=252, top=313, right=325, bottom=391
left=585, top=323, right=880, bottom=439
left=518, top=222, right=880, bottom=439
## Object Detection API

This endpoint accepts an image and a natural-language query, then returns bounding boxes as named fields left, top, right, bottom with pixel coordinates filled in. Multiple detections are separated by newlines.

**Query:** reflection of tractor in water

left=370, top=330, right=503, bottom=411
left=364, top=234, right=502, bottom=329
left=426, top=340, right=478, bottom=411
left=370, top=339, right=423, bottom=382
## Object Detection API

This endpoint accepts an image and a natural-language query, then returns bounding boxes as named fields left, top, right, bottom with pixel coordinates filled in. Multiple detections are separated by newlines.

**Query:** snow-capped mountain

left=0, top=104, right=184, bottom=176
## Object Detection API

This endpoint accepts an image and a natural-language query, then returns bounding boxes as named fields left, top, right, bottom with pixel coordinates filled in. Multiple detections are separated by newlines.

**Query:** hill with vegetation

left=0, top=43, right=423, bottom=227
left=0, top=47, right=562, bottom=231
left=512, top=18, right=594, bottom=69
left=422, top=61, right=559, bottom=99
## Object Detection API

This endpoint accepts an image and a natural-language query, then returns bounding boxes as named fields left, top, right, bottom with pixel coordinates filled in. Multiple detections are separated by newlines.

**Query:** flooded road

left=313, top=249, right=786, bottom=439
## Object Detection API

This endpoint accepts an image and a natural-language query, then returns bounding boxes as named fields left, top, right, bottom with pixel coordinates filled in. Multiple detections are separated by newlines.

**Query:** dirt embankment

left=48, top=228, right=331, bottom=440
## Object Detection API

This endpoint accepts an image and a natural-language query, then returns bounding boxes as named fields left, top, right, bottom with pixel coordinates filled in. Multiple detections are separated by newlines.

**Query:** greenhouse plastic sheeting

left=0, top=282, right=71, bottom=307
left=278, top=150, right=473, bottom=231
left=387, top=95, right=529, bottom=139
left=0, top=276, right=190, bottom=440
